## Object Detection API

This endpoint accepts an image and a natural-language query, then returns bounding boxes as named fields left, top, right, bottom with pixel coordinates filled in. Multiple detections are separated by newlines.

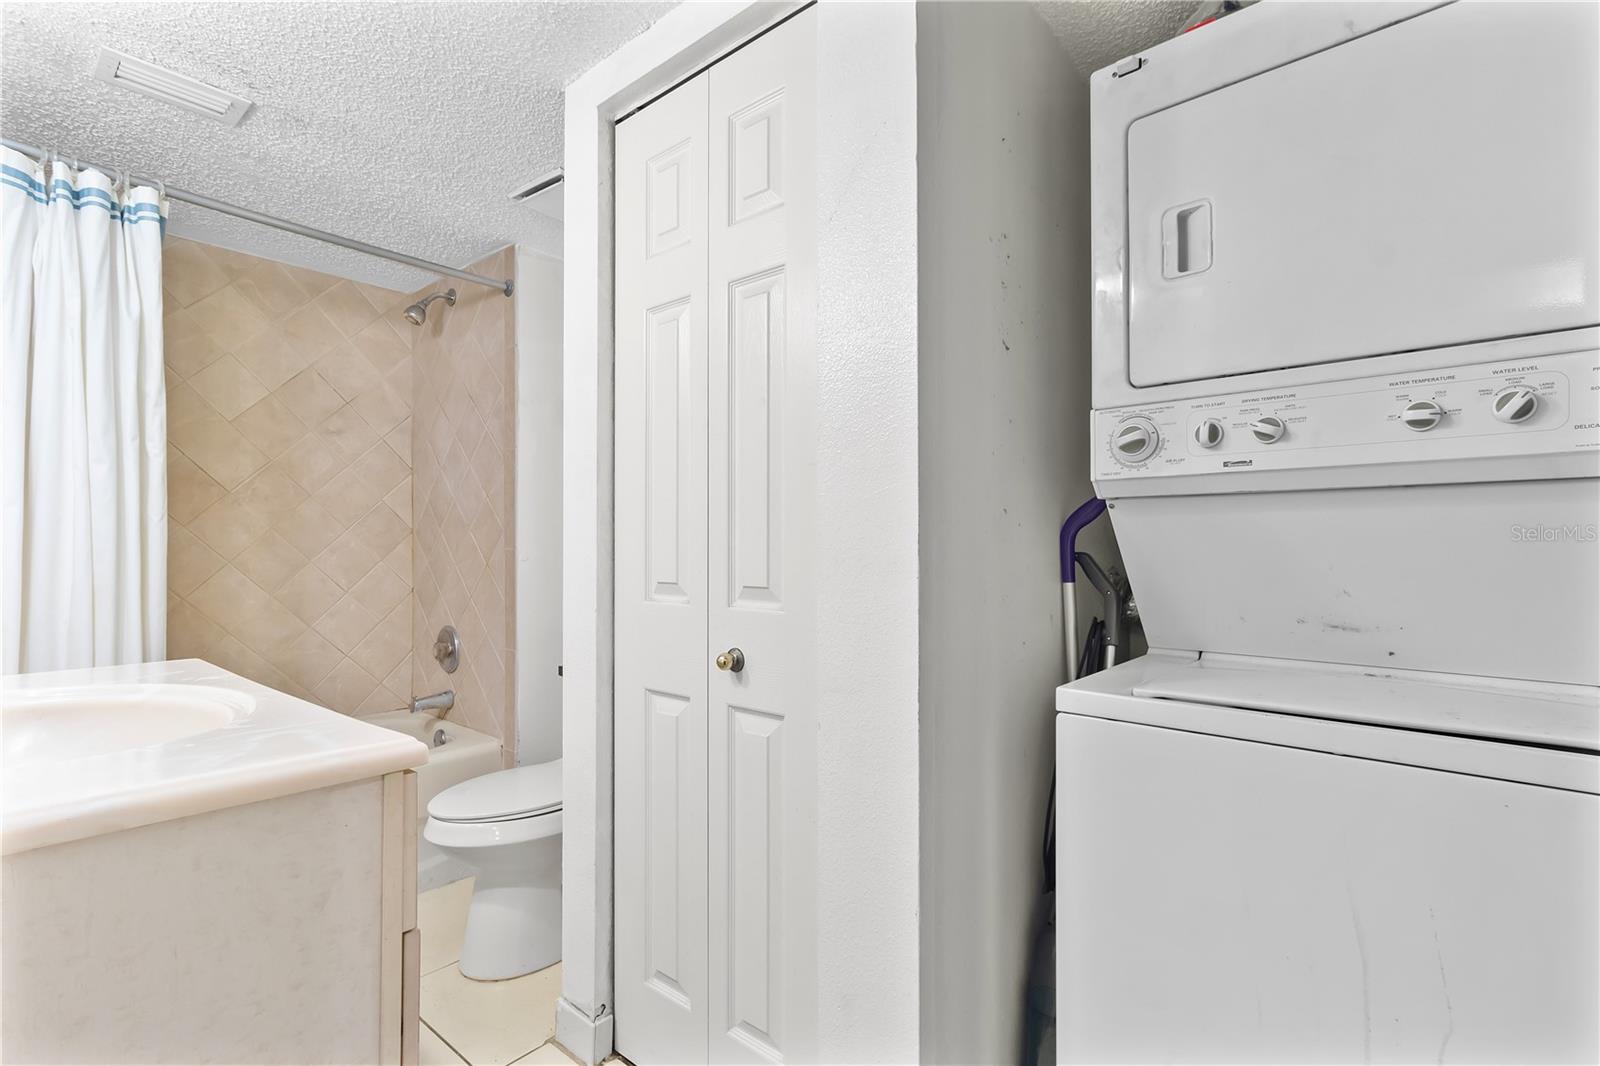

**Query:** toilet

left=423, top=759, right=561, bottom=981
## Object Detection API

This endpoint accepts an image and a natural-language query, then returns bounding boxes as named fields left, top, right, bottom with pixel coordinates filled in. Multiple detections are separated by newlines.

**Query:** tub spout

left=410, top=690, right=455, bottom=715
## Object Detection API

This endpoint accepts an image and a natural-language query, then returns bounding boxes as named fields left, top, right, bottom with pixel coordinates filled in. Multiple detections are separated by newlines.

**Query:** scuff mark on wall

left=1347, top=883, right=1373, bottom=1064
left=1430, top=905, right=1456, bottom=1065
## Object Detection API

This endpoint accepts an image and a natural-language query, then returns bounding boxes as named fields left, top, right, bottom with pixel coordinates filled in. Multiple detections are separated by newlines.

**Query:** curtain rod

left=2, top=137, right=513, bottom=297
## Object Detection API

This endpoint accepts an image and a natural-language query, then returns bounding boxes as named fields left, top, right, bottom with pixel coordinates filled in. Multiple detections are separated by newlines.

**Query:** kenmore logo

left=1222, top=459, right=1254, bottom=468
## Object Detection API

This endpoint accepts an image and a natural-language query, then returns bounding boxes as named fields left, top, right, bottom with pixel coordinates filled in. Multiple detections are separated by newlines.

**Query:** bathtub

left=363, top=710, right=502, bottom=891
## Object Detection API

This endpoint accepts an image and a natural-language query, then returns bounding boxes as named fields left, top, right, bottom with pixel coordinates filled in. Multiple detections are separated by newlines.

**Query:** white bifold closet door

left=614, top=9, right=817, bottom=1065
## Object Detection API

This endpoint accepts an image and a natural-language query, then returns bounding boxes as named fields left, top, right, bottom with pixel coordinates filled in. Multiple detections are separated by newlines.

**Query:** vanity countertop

left=2, top=659, right=428, bottom=854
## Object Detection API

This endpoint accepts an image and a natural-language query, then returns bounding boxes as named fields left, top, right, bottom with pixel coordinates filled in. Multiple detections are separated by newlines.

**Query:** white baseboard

left=554, top=996, right=614, bottom=1066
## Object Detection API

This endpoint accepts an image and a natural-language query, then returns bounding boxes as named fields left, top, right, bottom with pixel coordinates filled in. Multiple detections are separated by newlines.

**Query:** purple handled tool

left=1059, top=498, right=1106, bottom=682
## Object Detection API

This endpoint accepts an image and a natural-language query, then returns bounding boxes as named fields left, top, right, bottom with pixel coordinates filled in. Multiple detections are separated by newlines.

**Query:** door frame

left=558, top=6, right=806, bottom=1063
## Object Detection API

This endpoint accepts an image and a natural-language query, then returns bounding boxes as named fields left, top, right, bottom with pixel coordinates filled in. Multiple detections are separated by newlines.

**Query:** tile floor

left=417, top=877, right=575, bottom=1066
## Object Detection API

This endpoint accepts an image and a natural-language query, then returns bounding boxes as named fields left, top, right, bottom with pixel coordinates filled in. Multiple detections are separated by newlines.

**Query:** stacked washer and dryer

left=1057, top=3, right=1599, bottom=1063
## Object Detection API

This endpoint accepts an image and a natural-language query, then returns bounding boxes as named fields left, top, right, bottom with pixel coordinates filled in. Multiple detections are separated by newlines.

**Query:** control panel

left=1094, top=350, right=1600, bottom=481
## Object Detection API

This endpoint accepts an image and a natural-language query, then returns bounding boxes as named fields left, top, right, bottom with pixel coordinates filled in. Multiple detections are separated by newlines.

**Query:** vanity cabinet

left=1, top=661, right=427, bottom=1064
left=1, top=772, right=419, bottom=1064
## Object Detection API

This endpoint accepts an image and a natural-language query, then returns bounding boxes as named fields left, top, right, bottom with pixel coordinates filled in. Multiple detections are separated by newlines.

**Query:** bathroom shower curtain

left=2, top=147, right=167, bottom=673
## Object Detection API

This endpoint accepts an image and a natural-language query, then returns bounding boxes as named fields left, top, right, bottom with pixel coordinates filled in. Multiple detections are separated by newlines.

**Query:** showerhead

left=403, top=288, right=456, bottom=326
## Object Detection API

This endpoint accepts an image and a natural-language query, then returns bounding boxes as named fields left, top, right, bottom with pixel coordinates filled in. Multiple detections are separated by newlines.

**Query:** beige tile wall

left=408, top=249, right=516, bottom=755
left=163, top=237, right=418, bottom=715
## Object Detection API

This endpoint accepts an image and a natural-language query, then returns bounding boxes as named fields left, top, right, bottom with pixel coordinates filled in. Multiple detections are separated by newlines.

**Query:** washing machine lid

left=1058, top=652, right=1600, bottom=794
left=1127, top=657, right=1600, bottom=753
left=427, top=760, right=562, bottom=823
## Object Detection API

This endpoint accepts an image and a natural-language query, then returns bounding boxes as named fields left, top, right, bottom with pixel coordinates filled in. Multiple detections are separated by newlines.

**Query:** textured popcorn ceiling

left=0, top=1, right=673, bottom=290
left=1034, top=0, right=1199, bottom=79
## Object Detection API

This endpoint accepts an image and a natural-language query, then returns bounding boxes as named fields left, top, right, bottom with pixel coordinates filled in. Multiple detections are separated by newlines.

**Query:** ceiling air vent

left=510, top=169, right=564, bottom=221
left=93, top=48, right=253, bottom=127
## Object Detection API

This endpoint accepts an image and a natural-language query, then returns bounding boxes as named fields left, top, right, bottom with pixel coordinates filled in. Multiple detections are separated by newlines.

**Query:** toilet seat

left=422, top=759, right=563, bottom=850
left=427, top=759, right=561, bottom=824
left=424, top=809, right=562, bottom=849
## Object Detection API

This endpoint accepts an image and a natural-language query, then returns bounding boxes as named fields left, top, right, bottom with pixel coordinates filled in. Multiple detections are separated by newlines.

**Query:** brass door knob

left=715, top=647, right=745, bottom=673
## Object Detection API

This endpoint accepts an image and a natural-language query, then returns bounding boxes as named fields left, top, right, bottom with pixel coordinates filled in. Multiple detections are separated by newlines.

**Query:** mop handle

left=1060, top=498, right=1106, bottom=585
left=1060, top=498, right=1107, bottom=682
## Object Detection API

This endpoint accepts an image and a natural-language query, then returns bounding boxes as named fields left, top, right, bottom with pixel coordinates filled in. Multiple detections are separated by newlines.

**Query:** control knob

left=1491, top=385, right=1539, bottom=424
left=1111, top=417, right=1159, bottom=464
left=1401, top=400, right=1445, bottom=432
left=1249, top=416, right=1287, bottom=444
left=1194, top=418, right=1224, bottom=449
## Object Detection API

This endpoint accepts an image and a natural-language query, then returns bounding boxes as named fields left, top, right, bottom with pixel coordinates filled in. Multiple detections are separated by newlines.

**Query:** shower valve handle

left=433, top=625, right=461, bottom=673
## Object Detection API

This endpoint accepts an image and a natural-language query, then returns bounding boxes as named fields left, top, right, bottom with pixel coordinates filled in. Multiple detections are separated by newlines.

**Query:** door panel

left=643, top=688, right=693, bottom=1004
left=1126, top=0, right=1599, bottom=386
left=724, top=704, right=784, bottom=1050
left=644, top=300, right=694, bottom=603
left=726, top=268, right=785, bottom=609
left=707, top=11, right=816, bottom=1065
left=615, top=72, right=711, bottom=1066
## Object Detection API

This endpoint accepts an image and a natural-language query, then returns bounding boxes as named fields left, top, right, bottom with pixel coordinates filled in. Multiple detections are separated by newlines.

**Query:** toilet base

left=460, top=859, right=561, bottom=980
left=423, top=819, right=563, bottom=982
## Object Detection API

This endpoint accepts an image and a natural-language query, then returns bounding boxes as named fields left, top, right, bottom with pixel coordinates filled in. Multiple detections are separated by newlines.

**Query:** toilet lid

left=427, top=759, right=562, bottom=823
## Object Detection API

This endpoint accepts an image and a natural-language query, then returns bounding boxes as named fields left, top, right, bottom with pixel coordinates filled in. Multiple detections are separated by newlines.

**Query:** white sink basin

left=1, top=684, right=248, bottom=765
left=3, top=660, right=427, bottom=856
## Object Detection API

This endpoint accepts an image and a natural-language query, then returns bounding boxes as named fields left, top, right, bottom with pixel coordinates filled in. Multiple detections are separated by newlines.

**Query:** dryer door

left=1126, top=0, right=1599, bottom=387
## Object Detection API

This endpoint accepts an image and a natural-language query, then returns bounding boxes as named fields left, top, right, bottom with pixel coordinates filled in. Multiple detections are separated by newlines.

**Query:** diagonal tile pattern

left=408, top=249, right=517, bottom=754
left=163, top=237, right=417, bottom=715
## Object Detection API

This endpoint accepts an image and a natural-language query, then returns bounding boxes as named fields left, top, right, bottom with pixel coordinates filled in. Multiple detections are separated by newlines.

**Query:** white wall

left=814, top=3, right=923, bottom=1061
left=515, top=247, right=563, bottom=766
left=916, top=5, right=1094, bottom=1062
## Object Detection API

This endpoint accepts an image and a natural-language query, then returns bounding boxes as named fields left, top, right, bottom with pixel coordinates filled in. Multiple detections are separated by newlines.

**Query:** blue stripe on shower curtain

left=0, top=164, right=167, bottom=233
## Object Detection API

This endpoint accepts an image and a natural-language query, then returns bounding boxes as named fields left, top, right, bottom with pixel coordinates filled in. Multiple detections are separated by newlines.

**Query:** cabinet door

left=615, top=71, right=712, bottom=1066
left=706, top=9, right=817, bottom=1064
left=1126, top=0, right=1599, bottom=387
left=1056, top=713, right=1600, bottom=1064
